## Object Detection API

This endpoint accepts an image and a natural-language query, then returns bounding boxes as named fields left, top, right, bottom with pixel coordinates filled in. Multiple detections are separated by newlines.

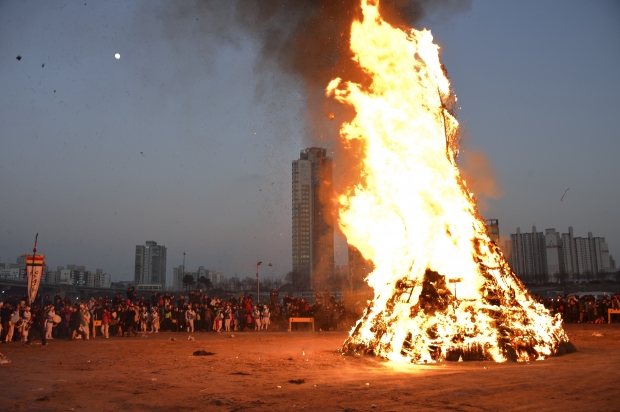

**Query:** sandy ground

left=0, top=323, right=619, bottom=411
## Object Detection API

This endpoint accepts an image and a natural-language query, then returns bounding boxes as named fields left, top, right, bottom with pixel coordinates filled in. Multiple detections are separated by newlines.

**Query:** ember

left=329, top=0, right=573, bottom=363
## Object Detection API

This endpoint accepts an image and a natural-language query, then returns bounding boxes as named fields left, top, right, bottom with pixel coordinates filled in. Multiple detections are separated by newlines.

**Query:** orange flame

left=328, top=0, right=570, bottom=363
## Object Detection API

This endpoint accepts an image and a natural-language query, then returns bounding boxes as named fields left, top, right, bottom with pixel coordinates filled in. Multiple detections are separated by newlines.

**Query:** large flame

left=328, top=0, right=571, bottom=363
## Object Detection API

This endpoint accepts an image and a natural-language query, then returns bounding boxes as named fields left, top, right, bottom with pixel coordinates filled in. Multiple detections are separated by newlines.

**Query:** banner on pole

left=24, top=254, right=45, bottom=305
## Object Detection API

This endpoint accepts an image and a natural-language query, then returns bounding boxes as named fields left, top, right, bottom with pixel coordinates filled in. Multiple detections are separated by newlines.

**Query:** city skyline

left=3, top=216, right=617, bottom=287
left=508, top=225, right=615, bottom=284
left=1, top=1, right=618, bottom=282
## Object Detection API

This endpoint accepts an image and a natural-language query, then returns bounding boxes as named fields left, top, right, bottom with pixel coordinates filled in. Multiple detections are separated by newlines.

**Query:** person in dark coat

left=35, top=305, right=47, bottom=346
left=59, top=304, right=72, bottom=340
left=124, top=305, right=138, bottom=337
left=1, top=303, right=12, bottom=343
left=71, top=306, right=85, bottom=340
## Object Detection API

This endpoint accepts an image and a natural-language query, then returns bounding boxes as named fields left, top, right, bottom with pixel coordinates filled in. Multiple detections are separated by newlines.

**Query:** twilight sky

left=1, top=0, right=619, bottom=284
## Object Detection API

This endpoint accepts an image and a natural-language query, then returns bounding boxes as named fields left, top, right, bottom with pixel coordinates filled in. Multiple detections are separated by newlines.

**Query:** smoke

left=148, top=0, right=471, bottom=141
left=147, top=0, right=473, bottom=234
left=458, top=147, right=505, bottom=213
left=232, top=0, right=472, bottom=143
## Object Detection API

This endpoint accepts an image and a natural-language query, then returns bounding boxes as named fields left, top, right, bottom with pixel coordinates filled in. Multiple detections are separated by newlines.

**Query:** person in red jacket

left=101, top=308, right=111, bottom=338
left=60, top=304, right=72, bottom=340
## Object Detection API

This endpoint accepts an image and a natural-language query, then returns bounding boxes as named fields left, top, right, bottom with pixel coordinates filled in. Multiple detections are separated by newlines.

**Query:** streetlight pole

left=268, top=263, right=275, bottom=288
left=256, top=261, right=262, bottom=304
left=182, top=252, right=186, bottom=292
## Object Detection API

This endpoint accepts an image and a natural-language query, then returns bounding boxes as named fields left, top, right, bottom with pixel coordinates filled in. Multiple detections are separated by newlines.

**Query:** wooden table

left=288, top=317, right=314, bottom=331
left=92, top=320, right=102, bottom=338
left=608, top=309, right=620, bottom=324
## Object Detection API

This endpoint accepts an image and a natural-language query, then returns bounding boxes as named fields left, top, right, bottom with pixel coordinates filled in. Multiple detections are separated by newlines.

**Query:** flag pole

left=256, top=261, right=262, bottom=305
left=30, top=233, right=38, bottom=305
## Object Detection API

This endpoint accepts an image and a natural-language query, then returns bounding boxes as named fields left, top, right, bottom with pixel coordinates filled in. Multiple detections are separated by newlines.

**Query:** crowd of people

left=533, top=293, right=620, bottom=324
left=0, top=287, right=348, bottom=346
left=4, top=287, right=616, bottom=347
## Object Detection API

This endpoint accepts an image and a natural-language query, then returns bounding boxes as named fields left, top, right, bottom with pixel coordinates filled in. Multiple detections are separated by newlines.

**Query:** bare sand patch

left=1, top=323, right=619, bottom=411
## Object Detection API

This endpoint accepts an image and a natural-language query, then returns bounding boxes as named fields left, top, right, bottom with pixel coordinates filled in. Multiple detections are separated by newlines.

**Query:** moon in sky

left=114, top=53, right=120, bottom=59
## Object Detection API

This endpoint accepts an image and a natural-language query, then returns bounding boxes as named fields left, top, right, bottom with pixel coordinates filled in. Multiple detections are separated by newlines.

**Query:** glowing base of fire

left=342, top=263, right=575, bottom=363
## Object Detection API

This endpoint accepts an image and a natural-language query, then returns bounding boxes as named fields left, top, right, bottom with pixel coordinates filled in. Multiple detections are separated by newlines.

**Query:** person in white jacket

left=252, top=306, right=262, bottom=331
left=261, top=306, right=270, bottom=330
left=20, top=306, right=31, bottom=346
left=140, top=307, right=149, bottom=333
left=45, top=306, right=55, bottom=340
left=150, top=308, right=160, bottom=333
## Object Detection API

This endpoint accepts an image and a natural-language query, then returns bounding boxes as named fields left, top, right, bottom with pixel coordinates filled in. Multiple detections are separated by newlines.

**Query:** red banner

left=24, top=254, right=45, bottom=305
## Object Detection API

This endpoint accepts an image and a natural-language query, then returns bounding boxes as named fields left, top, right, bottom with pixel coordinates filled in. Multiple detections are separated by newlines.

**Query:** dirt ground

left=1, top=323, right=619, bottom=411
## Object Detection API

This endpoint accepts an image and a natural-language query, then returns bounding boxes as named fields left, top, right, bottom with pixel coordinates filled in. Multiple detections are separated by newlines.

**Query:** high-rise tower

left=134, top=240, right=167, bottom=288
left=291, top=148, right=334, bottom=291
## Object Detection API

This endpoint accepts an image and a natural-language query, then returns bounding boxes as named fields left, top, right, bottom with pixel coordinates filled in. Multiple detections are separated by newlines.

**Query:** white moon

left=115, top=53, right=120, bottom=59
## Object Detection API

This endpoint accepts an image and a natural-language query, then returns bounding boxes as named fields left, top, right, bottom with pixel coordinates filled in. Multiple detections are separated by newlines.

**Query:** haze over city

left=1, top=0, right=619, bottom=285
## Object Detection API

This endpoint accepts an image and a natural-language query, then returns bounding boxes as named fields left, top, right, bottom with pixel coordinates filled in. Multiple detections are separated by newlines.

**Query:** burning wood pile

left=328, top=0, right=573, bottom=363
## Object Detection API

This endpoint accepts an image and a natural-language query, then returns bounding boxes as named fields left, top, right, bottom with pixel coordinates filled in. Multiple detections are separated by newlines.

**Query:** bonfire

left=327, top=0, right=573, bottom=363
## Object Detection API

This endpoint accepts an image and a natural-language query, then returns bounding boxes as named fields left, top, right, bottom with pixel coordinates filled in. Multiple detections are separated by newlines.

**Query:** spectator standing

left=186, top=304, right=195, bottom=333
left=233, top=306, right=241, bottom=331
left=20, top=306, right=31, bottom=346
left=1, top=303, right=13, bottom=343
left=70, top=306, right=82, bottom=339
left=101, top=308, right=110, bottom=338
left=60, top=305, right=72, bottom=340
left=150, top=307, right=160, bottom=333
left=35, top=305, right=47, bottom=347
left=177, top=295, right=186, bottom=310
left=204, top=306, right=213, bottom=332
left=252, top=306, right=262, bottom=331
left=170, top=308, right=179, bottom=332
left=177, top=307, right=186, bottom=332
left=44, top=306, right=55, bottom=340
left=124, top=305, right=138, bottom=337
left=261, top=306, right=270, bottom=330
left=224, top=306, right=232, bottom=332
left=213, top=307, right=221, bottom=332
left=80, top=306, right=91, bottom=340
left=140, top=307, right=148, bottom=333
